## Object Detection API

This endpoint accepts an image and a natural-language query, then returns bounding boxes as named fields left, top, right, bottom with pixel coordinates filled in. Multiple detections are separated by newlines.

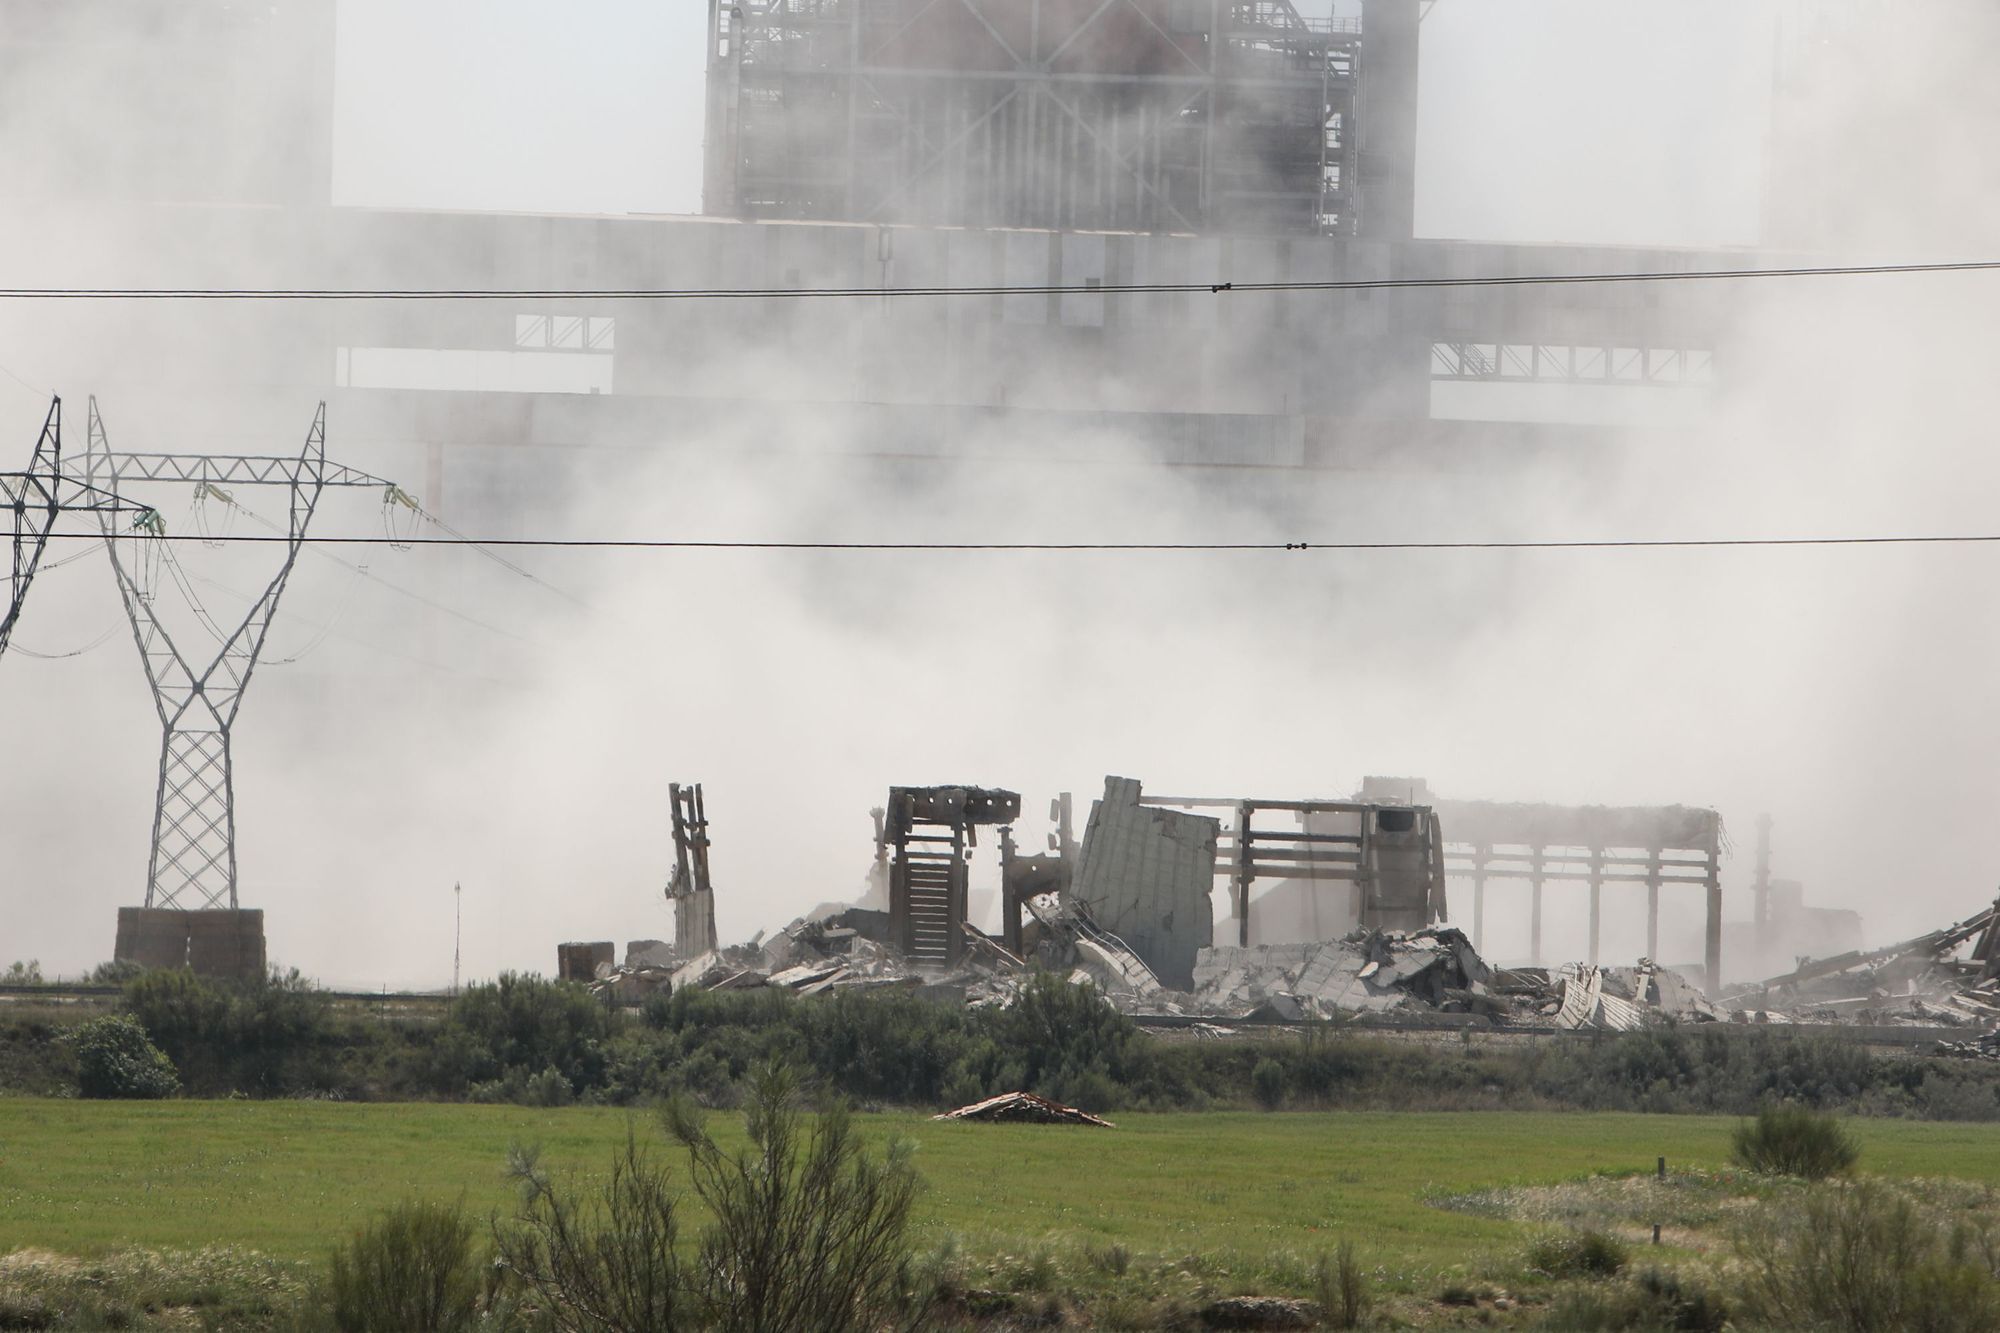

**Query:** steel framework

left=705, top=0, right=1359, bottom=235
left=78, top=398, right=398, bottom=911
left=2, top=397, right=154, bottom=661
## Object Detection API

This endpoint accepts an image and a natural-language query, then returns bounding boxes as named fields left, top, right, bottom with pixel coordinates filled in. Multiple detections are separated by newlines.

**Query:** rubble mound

left=933, top=1091, right=1114, bottom=1127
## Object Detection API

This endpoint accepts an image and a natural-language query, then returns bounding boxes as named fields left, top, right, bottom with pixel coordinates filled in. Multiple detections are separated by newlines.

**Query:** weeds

left=1317, top=1241, right=1369, bottom=1328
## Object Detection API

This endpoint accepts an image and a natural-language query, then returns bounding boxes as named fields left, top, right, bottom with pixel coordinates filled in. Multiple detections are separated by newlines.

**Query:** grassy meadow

left=7, top=1100, right=2000, bottom=1278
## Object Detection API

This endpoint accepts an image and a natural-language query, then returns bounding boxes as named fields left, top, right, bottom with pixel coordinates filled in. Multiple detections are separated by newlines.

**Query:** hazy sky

left=333, top=0, right=1775, bottom=248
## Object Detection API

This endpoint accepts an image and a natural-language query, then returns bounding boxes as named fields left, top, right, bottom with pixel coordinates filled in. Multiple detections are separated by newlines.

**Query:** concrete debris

left=1191, top=926, right=1492, bottom=1019
left=1720, top=899, right=2000, bottom=1027
left=1556, top=961, right=1718, bottom=1032
left=933, top=1091, right=1114, bottom=1127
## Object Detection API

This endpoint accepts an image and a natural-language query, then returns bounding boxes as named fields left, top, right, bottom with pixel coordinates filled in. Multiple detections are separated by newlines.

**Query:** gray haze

left=3, top=2, right=1997, bottom=987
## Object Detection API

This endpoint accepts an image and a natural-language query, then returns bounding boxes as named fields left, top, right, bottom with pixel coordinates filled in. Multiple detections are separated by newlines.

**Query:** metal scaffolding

left=704, top=0, right=1360, bottom=235
left=79, top=398, right=400, bottom=912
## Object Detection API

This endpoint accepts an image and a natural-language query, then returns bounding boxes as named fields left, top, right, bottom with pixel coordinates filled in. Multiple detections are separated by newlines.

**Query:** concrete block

left=558, top=941, right=615, bottom=983
left=114, top=907, right=267, bottom=981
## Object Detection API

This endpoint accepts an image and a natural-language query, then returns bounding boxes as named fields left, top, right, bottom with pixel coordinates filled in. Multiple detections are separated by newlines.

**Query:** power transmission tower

left=78, top=397, right=403, bottom=912
left=1, top=397, right=153, bottom=661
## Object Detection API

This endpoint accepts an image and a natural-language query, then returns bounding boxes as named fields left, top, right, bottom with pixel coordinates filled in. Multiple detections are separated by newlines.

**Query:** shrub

left=1251, top=1057, right=1286, bottom=1110
left=494, top=1062, right=926, bottom=1332
left=1734, top=1180, right=2000, bottom=1332
left=2, top=961, right=44, bottom=986
left=1317, top=1240, right=1369, bottom=1329
left=1732, top=1103, right=1860, bottom=1179
left=66, top=1015, right=179, bottom=1099
left=497, top=1136, right=691, bottom=1333
left=666, top=1062, right=925, bottom=1333
left=1525, top=1229, right=1629, bottom=1280
left=1537, top=1273, right=1726, bottom=1333
left=324, top=1199, right=483, bottom=1333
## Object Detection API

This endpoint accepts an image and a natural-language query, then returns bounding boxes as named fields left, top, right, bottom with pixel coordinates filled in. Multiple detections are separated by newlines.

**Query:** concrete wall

left=1069, top=776, right=1218, bottom=989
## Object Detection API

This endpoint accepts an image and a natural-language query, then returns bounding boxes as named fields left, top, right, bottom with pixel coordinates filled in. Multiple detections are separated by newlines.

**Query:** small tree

left=2, top=960, right=44, bottom=986
left=1732, top=1103, right=1860, bottom=1179
left=67, top=1014, right=179, bottom=1099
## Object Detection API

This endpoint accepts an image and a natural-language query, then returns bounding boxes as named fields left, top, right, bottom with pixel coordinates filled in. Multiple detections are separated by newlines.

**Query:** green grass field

left=7, top=1100, right=2000, bottom=1280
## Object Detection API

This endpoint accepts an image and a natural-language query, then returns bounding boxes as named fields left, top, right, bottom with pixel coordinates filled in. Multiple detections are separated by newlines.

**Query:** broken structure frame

left=668, top=781, right=719, bottom=957
left=1138, top=794, right=1448, bottom=945
left=1431, top=799, right=1724, bottom=990
left=882, top=785, right=1021, bottom=965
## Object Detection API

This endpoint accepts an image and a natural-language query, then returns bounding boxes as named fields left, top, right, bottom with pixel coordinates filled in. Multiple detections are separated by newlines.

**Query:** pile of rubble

left=933, top=1091, right=1114, bottom=1127
left=1720, top=901, right=2000, bottom=1027
left=586, top=898, right=1736, bottom=1032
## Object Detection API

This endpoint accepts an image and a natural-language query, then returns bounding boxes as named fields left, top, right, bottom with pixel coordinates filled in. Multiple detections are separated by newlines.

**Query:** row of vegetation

left=10, top=965, right=2000, bottom=1121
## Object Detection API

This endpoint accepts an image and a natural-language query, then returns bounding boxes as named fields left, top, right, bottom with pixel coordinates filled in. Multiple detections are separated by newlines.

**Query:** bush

left=66, top=1015, right=179, bottom=1099
left=1251, top=1058, right=1286, bottom=1110
left=2, top=961, right=44, bottom=986
left=1316, top=1240, right=1369, bottom=1329
left=1732, top=1103, right=1860, bottom=1179
left=1525, top=1229, right=1629, bottom=1280
left=1734, top=1180, right=2000, bottom=1332
left=1538, top=1271, right=1726, bottom=1332
left=123, top=968, right=337, bottom=1096
left=324, top=1199, right=483, bottom=1333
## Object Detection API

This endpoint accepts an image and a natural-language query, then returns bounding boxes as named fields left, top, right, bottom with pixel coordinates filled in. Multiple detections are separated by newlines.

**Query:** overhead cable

left=2, top=259, right=1998, bottom=303
left=34, top=532, right=2000, bottom=553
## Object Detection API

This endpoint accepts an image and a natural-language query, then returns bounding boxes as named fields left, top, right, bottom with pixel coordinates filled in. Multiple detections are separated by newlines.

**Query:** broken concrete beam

left=1069, top=776, right=1218, bottom=990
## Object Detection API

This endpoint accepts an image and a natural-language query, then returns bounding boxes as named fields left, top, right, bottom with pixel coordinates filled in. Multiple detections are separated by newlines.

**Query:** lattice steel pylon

left=2, top=396, right=155, bottom=662
left=0, top=399, right=63, bottom=659
left=78, top=397, right=397, bottom=912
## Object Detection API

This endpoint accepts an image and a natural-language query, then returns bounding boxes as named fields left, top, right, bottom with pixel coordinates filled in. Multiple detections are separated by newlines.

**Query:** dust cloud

left=2, top=1, right=1997, bottom=987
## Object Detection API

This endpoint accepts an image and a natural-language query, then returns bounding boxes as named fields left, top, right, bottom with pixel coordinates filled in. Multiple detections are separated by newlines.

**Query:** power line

left=2, top=258, right=1997, bottom=303
left=33, top=532, right=2000, bottom=553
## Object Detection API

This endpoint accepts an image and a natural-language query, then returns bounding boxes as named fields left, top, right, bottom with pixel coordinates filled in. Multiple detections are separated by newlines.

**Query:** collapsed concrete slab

left=1069, top=777, right=1218, bottom=990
